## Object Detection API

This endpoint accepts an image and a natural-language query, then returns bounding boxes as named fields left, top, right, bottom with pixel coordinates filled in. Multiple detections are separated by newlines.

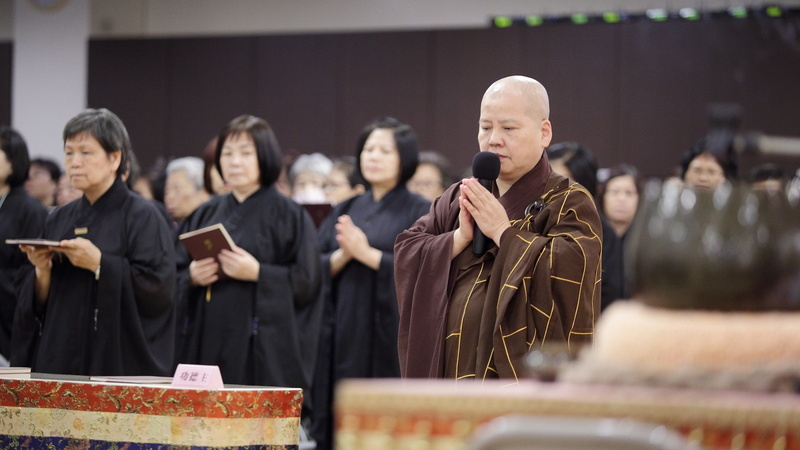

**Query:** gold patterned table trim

left=335, top=379, right=800, bottom=449
left=0, top=406, right=299, bottom=446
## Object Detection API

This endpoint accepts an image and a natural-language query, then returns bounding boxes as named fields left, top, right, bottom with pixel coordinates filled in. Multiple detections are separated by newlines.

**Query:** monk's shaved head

left=482, top=76, right=550, bottom=121
left=478, top=75, right=553, bottom=191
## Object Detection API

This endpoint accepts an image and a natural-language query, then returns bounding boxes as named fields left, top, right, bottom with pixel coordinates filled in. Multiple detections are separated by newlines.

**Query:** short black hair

left=679, top=137, right=738, bottom=181
left=747, top=163, right=786, bottom=184
left=201, top=136, right=219, bottom=194
left=546, top=141, right=599, bottom=197
left=63, top=108, right=131, bottom=178
left=215, top=115, right=282, bottom=188
left=30, top=158, right=62, bottom=183
left=354, top=117, right=419, bottom=187
left=125, top=149, right=142, bottom=190
left=0, top=126, right=31, bottom=188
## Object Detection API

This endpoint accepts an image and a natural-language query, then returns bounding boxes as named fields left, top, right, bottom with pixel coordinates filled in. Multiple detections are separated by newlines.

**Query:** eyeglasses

left=407, top=180, right=442, bottom=190
left=324, top=181, right=350, bottom=191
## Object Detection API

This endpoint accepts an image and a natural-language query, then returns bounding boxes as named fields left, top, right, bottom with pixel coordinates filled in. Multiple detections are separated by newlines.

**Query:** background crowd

left=0, top=80, right=796, bottom=448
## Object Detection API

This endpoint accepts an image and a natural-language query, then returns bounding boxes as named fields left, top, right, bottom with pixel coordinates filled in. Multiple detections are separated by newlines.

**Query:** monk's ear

left=540, top=120, right=553, bottom=148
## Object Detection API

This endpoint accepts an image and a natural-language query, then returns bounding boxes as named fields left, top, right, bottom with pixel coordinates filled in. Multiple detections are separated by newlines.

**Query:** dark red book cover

left=179, top=223, right=235, bottom=279
left=303, top=203, right=333, bottom=229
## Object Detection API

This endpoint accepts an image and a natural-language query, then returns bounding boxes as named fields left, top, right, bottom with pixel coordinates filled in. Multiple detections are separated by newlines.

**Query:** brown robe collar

left=494, top=151, right=553, bottom=221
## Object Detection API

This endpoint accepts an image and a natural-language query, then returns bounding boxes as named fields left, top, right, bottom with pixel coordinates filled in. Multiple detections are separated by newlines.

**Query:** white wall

left=3, top=0, right=800, bottom=40
left=12, top=0, right=88, bottom=162
left=1, top=0, right=798, bottom=39
left=88, top=0, right=800, bottom=37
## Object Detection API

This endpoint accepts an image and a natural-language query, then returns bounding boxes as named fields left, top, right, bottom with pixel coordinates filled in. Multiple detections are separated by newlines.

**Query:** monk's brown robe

left=394, top=155, right=602, bottom=381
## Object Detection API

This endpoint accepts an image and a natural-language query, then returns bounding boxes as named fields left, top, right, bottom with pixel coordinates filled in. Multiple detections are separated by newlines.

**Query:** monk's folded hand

left=459, top=178, right=510, bottom=245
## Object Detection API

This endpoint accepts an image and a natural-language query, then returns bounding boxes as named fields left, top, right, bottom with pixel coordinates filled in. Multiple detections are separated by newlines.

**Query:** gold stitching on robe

left=530, top=304, right=550, bottom=318
left=551, top=275, right=580, bottom=285
left=454, top=261, right=486, bottom=381
left=445, top=182, right=602, bottom=382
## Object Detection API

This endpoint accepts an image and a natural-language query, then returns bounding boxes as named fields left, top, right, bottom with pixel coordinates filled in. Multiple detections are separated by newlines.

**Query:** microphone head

left=472, top=152, right=501, bottom=180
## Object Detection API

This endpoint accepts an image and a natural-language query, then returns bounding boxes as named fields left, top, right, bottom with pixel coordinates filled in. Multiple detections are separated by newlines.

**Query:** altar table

left=335, top=379, right=800, bottom=450
left=0, top=373, right=301, bottom=448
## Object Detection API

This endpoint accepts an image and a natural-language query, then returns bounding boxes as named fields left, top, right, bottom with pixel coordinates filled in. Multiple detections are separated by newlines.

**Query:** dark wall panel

left=432, top=28, right=524, bottom=173
left=337, top=32, right=434, bottom=156
left=255, top=34, right=341, bottom=156
left=521, top=24, right=620, bottom=167
left=0, top=43, right=10, bottom=128
left=617, top=21, right=717, bottom=178
left=618, top=17, right=800, bottom=178
left=88, top=40, right=170, bottom=171
left=702, top=16, right=800, bottom=135
left=705, top=17, right=800, bottom=175
left=166, top=37, right=258, bottom=160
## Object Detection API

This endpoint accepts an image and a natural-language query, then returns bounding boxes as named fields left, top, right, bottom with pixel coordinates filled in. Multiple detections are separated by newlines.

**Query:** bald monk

left=394, top=76, right=603, bottom=381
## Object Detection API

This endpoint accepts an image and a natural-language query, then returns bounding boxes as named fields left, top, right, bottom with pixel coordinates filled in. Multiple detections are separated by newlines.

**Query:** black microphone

left=471, top=152, right=501, bottom=255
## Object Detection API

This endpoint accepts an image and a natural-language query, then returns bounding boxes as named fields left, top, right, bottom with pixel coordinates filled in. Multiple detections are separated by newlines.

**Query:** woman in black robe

left=0, top=127, right=47, bottom=363
left=596, top=164, right=641, bottom=308
left=175, top=115, right=323, bottom=414
left=310, top=117, right=431, bottom=449
left=12, top=109, right=176, bottom=375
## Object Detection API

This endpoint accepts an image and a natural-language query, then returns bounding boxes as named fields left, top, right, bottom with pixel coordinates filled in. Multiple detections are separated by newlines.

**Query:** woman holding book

left=12, top=109, right=176, bottom=376
left=175, top=115, right=323, bottom=420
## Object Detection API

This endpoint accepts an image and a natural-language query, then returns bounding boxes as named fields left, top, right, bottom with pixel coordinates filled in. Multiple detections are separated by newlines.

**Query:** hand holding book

left=8, top=239, right=60, bottom=273
left=179, top=223, right=259, bottom=284
left=189, top=257, right=223, bottom=286
left=216, top=245, right=261, bottom=282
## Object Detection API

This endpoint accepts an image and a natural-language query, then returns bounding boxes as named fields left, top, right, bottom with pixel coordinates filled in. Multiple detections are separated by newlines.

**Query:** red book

left=179, top=223, right=235, bottom=279
left=303, top=203, right=333, bottom=229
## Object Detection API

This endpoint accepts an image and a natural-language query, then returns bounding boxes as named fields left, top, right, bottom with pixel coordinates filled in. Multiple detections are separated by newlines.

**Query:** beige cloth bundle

left=560, top=301, right=800, bottom=391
